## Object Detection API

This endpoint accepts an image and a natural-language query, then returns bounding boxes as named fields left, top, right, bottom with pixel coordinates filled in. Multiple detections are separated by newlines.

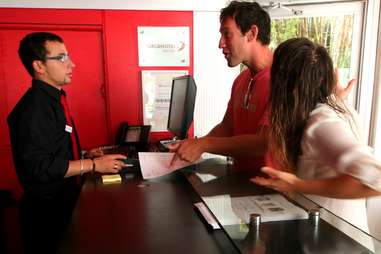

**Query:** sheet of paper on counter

left=138, top=152, right=197, bottom=179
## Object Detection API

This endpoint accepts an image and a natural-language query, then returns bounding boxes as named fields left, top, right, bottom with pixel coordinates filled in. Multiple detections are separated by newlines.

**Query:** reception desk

left=57, top=157, right=380, bottom=253
left=57, top=169, right=238, bottom=254
left=182, top=158, right=381, bottom=253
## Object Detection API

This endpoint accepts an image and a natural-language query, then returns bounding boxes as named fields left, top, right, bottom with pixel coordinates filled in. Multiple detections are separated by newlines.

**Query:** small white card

left=195, top=173, right=218, bottom=183
left=65, top=125, right=73, bottom=133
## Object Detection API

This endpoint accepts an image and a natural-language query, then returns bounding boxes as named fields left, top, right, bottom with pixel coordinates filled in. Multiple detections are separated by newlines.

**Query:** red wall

left=103, top=10, right=193, bottom=139
left=0, top=8, right=193, bottom=196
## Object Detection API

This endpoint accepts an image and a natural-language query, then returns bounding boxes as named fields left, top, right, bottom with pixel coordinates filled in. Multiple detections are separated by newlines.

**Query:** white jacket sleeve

left=303, top=104, right=381, bottom=192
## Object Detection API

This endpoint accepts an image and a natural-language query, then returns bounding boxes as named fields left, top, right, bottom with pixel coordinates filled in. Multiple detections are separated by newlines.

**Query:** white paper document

left=138, top=152, right=195, bottom=179
left=232, top=194, right=308, bottom=222
left=202, top=194, right=308, bottom=226
left=202, top=195, right=243, bottom=226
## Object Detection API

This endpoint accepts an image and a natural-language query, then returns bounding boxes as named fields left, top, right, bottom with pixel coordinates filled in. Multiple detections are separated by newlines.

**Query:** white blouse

left=297, top=102, right=381, bottom=232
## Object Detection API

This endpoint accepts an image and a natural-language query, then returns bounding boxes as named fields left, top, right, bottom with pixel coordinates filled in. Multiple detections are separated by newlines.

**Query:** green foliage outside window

left=270, top=15, right=354, bottom=72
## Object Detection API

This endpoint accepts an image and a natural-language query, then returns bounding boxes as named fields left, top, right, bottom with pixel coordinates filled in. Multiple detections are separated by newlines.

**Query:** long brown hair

left=269, top=38, right=344, bottom=171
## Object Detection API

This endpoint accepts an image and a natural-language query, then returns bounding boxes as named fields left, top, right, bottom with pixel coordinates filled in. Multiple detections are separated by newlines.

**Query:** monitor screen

left=167, top=75, right=197, bottom=139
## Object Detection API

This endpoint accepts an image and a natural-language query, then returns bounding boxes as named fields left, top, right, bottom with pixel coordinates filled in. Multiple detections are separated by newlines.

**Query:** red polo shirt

left=226, top=67, right=272, bottom=171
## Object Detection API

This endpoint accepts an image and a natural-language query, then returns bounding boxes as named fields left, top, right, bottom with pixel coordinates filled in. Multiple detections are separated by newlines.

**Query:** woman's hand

left=250, top=167, right=301, bottom=193
left=93, top=154, right=127, bottom=174
left=334, top=68, right=356, bottom=100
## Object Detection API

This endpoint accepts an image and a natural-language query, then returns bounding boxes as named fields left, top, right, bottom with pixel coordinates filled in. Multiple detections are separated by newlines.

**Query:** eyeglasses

left=45, top=53, right=71, bottom=63
left=242, top=78, right=254, bottom=110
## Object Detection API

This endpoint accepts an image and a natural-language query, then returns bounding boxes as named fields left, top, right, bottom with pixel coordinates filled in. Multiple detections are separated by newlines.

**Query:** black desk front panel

left=58, top=173, right=238, bottom=254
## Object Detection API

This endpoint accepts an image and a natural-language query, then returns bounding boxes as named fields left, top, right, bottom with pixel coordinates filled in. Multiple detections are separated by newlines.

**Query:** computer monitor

left=167, top=75, right=197, bottom=139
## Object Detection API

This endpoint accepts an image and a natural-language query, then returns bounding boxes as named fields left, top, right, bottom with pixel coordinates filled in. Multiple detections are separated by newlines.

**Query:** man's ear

left=32, top=60, right=45, bottom=75
left=247, top=24, right=259, bottom=42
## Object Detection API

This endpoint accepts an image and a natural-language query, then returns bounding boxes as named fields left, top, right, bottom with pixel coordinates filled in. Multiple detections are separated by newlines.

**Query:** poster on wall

left=142, top=70, right=188, bottom=131
left=138, top=26, right=190, bottom=66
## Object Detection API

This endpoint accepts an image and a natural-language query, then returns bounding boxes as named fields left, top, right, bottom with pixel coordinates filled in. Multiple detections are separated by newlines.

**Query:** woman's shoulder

left=308, top=103, right=341, bottom=122
left=309, top=102, right=358, bottom=120
left=304, top=103, right=348, bottom=134
left=306, top=102, right=362, bottom=139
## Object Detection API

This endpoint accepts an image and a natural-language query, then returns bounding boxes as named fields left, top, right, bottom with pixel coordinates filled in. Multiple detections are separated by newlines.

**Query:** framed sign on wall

left=141, top=70, right=188, bottom=131
left=138, top=26, right=190, bottom=66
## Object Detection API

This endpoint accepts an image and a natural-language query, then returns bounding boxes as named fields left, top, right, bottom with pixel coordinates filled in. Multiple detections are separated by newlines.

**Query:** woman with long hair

left=252, top=37, right=381, bottom=231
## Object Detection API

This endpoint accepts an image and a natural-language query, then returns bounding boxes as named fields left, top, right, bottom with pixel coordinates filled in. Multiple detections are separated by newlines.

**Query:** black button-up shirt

left=8, top=79, right=79, bottom=199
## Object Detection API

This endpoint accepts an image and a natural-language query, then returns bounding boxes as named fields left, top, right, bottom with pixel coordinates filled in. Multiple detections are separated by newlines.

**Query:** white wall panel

left=193, top=11, right=239, bottom=137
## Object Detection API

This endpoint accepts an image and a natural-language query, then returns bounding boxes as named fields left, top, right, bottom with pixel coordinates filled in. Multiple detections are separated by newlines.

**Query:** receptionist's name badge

left=65, top=125, right=73, bottom=133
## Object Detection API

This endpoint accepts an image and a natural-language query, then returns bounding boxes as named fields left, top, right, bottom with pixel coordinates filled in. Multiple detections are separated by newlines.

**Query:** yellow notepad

left=101, top=174, right=122, bottom=184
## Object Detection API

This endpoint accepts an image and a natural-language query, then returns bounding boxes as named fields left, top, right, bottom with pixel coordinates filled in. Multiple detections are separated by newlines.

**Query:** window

left=267, top=1, right=364, bottom=107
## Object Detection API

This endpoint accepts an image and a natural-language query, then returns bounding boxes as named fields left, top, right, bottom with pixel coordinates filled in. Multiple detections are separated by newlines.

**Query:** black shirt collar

left=32, top=79, right=65, bottom=102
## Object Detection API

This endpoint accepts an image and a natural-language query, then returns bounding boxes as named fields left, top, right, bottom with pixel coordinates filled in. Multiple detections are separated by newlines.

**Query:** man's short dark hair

left=18, top=32, right=63, bottom=77
left=220, top=1, right=271, bottom=45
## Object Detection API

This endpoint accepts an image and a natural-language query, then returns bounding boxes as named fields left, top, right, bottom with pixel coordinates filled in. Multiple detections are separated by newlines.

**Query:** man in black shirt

left=8, top=32, right=127, bottom=253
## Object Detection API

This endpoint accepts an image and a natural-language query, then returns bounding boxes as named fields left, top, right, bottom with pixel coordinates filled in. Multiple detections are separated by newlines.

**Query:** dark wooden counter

left=57, top=172, right=238, bottom=254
